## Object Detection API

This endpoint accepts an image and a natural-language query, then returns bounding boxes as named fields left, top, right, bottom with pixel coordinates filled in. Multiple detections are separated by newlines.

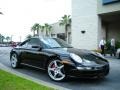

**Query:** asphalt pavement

left=0, top=47, right=120, bottom=90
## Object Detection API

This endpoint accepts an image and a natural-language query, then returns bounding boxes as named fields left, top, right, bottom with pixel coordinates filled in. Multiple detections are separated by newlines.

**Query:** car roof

left=30, top=36, right=56, bottom=40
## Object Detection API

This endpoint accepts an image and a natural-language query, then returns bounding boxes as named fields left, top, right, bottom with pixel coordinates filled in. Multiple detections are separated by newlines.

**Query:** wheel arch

left=10, top=51, right=20, bottom=60
left=44, top=55, right=61, bottom=69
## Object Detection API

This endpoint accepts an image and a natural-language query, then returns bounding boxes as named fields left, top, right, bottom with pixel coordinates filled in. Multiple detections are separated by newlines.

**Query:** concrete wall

left=38, top=22, right=71, bottom=38
left=97, top=17, right=106, bottom=47
left=51, top=22, right=65, bottom=35
left=72, top=0, right=99, bottom=50
left=51, top=22, right=71, bottom=43
left=51, top=22, right=71, bottom=34
left=97, top=0, right=120, bottom=14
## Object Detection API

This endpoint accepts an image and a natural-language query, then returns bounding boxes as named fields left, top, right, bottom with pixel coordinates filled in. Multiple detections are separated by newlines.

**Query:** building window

left=57, top=33, right=65, bottom=41
left=51, top=34, right=56, bottom=38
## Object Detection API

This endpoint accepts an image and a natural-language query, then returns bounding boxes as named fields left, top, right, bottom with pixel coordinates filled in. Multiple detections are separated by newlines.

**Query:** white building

left=51, top=22, right=71, bottom=44
left=72, top=0, right=120, bottom=50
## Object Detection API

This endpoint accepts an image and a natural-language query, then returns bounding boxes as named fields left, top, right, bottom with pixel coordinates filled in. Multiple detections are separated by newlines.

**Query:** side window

left=27, top=38, right=40, bottom=46
left=20, top=40, right=29, bottom=48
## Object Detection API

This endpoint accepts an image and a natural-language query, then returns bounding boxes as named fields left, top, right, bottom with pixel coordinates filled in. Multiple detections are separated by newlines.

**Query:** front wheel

left=10, top=53, right=20, bottom=68
left=47, top=60, right=66, bottom=81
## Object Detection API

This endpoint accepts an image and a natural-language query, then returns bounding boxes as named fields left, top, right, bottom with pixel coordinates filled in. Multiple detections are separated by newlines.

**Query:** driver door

left=24, top=38, right=47, bottom=68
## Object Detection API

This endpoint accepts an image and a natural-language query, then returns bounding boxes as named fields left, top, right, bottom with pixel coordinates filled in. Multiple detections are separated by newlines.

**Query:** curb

left=0, top=63, right=71, bottom=90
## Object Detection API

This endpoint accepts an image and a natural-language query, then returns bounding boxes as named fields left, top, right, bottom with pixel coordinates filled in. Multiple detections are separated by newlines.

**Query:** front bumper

left=66, top=64, right=109, bottom=78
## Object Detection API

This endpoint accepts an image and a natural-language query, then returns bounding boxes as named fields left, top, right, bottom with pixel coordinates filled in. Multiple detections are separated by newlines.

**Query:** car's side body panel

left=10, top=47, right=60, bottom=69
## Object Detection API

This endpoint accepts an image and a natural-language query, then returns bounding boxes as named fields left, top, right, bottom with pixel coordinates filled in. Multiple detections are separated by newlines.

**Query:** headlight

left=70, top=53, right=83, bottom=63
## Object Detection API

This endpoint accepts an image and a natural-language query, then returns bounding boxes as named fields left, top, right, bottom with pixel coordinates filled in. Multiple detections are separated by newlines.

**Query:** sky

left=0, top=0, right=71, bottom=42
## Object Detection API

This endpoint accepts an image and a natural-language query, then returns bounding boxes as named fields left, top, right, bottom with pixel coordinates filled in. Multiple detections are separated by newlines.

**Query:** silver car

left=116, top=48, right=120, bottom=58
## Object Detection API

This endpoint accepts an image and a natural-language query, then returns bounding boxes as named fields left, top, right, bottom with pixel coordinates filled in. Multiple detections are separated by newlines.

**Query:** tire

left=47, top=60, right=66, bottom=81
left=10, top=53, right=20, bottom=68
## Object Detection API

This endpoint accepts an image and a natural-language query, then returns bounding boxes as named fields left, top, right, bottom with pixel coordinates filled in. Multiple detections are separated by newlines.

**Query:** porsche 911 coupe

left=10, top=37, right=109, bottom=81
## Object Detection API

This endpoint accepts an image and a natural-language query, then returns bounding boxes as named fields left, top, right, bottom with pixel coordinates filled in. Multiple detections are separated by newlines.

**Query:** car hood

left=43, top=48, right=108, bottom=66
left=43, top=48, right=90, bottom=56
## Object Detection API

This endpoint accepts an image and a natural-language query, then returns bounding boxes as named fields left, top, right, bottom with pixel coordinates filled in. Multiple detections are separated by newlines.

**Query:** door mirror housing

left=32, top=45, right=42, bottom=51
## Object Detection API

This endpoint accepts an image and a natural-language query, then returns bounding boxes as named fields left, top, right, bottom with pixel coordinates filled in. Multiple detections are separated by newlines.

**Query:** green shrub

left=105, top=40, right=120, bottom=54
left=106, top=40, right=120, bottom=50
left=115, top=41, right=120, bottom=49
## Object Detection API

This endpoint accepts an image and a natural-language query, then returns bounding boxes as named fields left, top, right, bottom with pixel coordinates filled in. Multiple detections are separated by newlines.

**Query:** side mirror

left=32, top=45, right=42, bottom=51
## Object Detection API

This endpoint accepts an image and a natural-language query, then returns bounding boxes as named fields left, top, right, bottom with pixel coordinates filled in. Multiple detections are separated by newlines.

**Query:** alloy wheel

left=48, top=60, right=65, bottom=81
left=11, top=54, right=18, bottom=68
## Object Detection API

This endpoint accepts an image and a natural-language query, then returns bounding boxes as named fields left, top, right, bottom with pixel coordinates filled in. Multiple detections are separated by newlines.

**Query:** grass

left=0, top=69, right=54, bottom=90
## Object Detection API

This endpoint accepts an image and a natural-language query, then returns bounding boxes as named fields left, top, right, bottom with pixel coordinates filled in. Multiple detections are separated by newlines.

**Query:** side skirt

left=21, top=63, right=46, bottom=71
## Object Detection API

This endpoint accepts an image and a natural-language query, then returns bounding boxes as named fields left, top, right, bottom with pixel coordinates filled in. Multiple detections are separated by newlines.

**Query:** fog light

left=85, top=67, right=92, bottom=70
left=77, top=67, right=84, bottom=70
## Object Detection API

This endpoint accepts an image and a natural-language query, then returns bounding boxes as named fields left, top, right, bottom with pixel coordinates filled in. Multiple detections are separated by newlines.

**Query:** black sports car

left=10, top=37, right=109, bottom=81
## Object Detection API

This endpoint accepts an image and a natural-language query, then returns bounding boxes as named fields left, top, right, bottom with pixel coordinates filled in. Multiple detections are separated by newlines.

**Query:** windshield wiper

left=66, top=47, right=73, bottom=48
left=52, top=47, right=61, bottom=48
left=52, top=46, right=73, bottom=48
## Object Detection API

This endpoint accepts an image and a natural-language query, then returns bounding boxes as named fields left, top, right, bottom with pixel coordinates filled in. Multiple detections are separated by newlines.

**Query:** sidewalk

left=0, top=63, right=71, bottom=90
left=104, top=54, right=119, bottom=59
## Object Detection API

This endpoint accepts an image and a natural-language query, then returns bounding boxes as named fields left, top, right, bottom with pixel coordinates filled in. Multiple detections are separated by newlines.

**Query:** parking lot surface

left=0, top=47, right=120, bottom=90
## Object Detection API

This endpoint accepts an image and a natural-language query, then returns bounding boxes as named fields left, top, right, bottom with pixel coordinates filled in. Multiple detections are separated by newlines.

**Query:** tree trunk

left=33, top=31, right=35, bottom=36
left=65, top=25, right=68, bottom=42
left=46, top=29, right=48, bottom=37
left=37, top=30, right=39, bottom=36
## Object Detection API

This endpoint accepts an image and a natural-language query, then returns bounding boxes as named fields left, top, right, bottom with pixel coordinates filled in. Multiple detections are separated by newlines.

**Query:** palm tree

left=48, top=25, right=52, bottom=37
left=44, top=23, right=49, bottom=37
left=0, top=34, right=2, bottom=43
left=59, top=15, right=71, bottom=41
left=41, top=26, right=45, bottom=32
left=1, top=36, right=5, bottom=43
left=40, top=25, right=45, bottom=36
left=44, top=23, right=52, bottom=36
left=6, top=36, right=10, bottom=43
left=31, top=23, right=40, bottom=36
left=44, top=23, right=52, bottom=37
left=1, top=35, right=5, bottom=43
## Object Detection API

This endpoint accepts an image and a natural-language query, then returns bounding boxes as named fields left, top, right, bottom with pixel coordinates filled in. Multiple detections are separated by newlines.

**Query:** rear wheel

left=10, top=53, right=20, bottom=68
left=47, top=60, right=66, bottom=81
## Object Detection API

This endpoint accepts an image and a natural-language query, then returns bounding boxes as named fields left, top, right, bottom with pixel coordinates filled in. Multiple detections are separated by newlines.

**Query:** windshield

left=40, top=38, right=72, bottom=49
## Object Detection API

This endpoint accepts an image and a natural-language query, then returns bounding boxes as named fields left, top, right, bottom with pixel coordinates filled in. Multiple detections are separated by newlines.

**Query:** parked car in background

left=0, top=44, right=7, bottom=47
left=10, top=37, right=109, bottom=81
left=10, top=42, right=17, bottom=47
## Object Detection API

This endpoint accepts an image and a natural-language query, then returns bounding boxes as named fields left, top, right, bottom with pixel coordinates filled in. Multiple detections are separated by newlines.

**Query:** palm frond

left=59, top=15, right=71, bottom=26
